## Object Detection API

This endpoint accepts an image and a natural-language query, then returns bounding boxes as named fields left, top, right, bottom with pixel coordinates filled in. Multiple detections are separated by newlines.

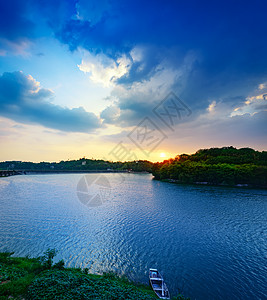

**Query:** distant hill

left=1, top=147, right=267, bottom=188
left=0, top=158, right=153, bottom=173
left=152, top=147, right=267, bottom=188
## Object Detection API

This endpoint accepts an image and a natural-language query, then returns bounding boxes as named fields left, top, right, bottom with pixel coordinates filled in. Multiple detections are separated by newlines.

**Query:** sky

left=0, top=0, right=267, bottom=162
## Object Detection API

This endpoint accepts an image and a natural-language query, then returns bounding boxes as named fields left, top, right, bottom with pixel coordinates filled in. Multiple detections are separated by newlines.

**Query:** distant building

left=82, top=161, right=86, bottom=166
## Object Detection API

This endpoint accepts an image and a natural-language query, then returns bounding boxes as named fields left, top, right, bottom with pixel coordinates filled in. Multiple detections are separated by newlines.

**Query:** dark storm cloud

left=3, top=0, right=267, bottom=87
left=55, top=0, right=267, bottom=80
left=1, top=0, right=267, bottom=134
left=46, top=0, right=267, bottom=126
left=0, top=71, right=101, bottom=132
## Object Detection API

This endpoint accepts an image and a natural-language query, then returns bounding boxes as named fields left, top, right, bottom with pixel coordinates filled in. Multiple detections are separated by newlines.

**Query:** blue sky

left=0, top=0, right=266, bottom=162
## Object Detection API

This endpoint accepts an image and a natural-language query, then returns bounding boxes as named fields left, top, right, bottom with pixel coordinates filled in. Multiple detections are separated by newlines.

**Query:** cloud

left=78, top=50, right=131, bottom=87
left=100, top=105, right=120, bottom=124
left=0, top=71, right=101, bottom=132
left=50, top=0, right=267, bottom=118
left=2, top=0, right=267, bottom=146
left=4, top=1, right=267, bottom=99
left=258, top=83, right=266, bottom=90
left=0, top=38, right=31, bottom=56
left=116, top=46, right=167, bottom=86
left=100, top=50, right=196, bottom=127
left=165, top=109, right=267, bottom=154
left=207, top=101, right=216, bottom=113
left=231, top=85, right=267, bottom=117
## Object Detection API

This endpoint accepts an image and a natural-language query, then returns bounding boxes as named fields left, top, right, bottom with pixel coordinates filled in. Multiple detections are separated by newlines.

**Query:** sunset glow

left=0, top=1, right=266, bottom=162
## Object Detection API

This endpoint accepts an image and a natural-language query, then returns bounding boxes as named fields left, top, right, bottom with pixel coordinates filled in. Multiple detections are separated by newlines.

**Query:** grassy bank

left=0, top=251, right=189, bottom=300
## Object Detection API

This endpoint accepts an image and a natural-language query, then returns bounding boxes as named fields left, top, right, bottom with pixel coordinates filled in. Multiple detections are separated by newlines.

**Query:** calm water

left=0, top=173, right=266, bottom=299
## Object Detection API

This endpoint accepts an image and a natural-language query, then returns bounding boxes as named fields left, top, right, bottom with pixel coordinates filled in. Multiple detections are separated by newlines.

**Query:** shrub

left=38, top=248, right=57, bottom=270
left=27, top=269, right=156, bottom=299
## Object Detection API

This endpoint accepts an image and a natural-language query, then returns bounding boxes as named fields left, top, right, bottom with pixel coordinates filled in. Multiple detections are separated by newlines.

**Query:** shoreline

left=0, top=170, right=151, bottom=177
left=0, top=251, right=188, bottom=300
left=156, top=178, right=267, bottom=189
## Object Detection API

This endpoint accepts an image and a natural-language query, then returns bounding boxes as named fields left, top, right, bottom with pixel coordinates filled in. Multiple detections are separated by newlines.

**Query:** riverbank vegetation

left=152, top=147, right=267, bottom=188
left=0, top=159, right=153, bottom=173
left=0, top=251, right=189, bottom=300
left=1, top=146, right=266, bottom=188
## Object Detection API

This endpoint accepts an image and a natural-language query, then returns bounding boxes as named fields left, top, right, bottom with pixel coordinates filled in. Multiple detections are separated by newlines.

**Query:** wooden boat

left=149, top=268, right=170, bottom=299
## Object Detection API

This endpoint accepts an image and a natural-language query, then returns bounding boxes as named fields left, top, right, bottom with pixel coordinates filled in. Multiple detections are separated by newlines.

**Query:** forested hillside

left=152, top=147, right=267, bottom=188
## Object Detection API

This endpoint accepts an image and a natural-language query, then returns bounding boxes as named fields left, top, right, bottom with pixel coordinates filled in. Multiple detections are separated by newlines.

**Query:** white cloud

left=0, top=38, right=31, bottom=56
left=78, top=51, right=131, bottom=87
left=207, top=100, right=216, bottom=113
left=231, top=88, right=267, bottom=117
left=258, top=83, right=266, bottom=90
left=130, top=46, right=144, bottom=62
left=99, top=49, right=197, bottom=127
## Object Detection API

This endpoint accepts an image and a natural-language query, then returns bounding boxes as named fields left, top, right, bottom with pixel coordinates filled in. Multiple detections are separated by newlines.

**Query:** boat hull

left=149, top=268, right=170, bottom=299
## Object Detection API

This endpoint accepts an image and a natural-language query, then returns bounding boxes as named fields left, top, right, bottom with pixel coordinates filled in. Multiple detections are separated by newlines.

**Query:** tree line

left=0, top=158, right=153, bottom=173
left=1, top=147, right=266, bottom=188
left=152, top=147, right=267, bottom=188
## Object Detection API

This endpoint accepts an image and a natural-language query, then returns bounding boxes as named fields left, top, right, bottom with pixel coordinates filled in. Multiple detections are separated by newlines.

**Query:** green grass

left=0, top=251, right=189, bottom=300
left=0, top=252, right=42, bottom=299
left=27, top=270, right=157, bottom=299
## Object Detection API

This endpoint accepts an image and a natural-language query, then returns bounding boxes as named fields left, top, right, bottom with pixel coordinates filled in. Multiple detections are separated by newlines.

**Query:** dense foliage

left=0, top=252, right=43, bottom=298
left=27, top=270, right=156, bottom=300
left=152, top=147, right=267, bottom=188
left=0, top=159, right=153, bottom=173
left=0, top=251, right=189, bottom=300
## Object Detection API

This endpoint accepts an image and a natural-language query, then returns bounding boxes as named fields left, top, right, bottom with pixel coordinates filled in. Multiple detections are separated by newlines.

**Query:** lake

left=0, top=173, right=266, bottom=299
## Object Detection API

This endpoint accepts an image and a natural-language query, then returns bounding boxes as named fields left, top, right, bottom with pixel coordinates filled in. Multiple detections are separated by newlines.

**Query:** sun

left=160, top=152, right=166, bottom=158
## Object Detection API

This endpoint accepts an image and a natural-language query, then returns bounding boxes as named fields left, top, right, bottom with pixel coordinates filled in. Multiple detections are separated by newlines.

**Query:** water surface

left=0, top=173, right=266, bottom=299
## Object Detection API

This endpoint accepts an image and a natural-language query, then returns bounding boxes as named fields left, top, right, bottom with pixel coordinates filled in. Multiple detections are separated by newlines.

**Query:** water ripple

left=0, top=174, right=266, bottom=300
